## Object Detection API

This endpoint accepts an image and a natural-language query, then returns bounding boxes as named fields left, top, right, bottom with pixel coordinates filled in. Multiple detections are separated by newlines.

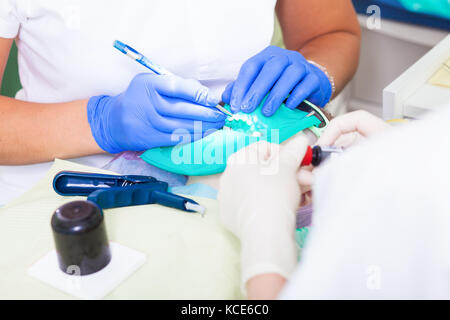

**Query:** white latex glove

left=218, top=137, right=309, bottom=293
left=318, top=110, right=390, bottom=147
left=298, top=110, right=390, bottom=187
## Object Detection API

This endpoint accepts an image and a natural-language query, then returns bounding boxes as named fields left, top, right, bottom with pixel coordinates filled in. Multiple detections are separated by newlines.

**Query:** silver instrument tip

left=185, top=202, right=206, bottom=217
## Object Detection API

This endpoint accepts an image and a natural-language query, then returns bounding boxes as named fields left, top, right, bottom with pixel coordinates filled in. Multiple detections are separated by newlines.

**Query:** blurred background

left=1, top=42, right=20, bottom=98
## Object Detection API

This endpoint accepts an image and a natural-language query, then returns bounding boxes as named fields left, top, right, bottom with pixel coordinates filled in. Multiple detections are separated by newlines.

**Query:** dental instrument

left=216, top=102, right=235, bottom=117
left=301, top=146, right=344, bottom=167
left=113, top=40, right=233, bottom=117
left=113, top=40, right=174, bottom=76
left=53, top=171, right=206, bottom=216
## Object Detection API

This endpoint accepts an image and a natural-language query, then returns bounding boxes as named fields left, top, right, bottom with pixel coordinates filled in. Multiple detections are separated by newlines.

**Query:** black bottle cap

left=51, top=201, right=111, bottom=276
left=311, top=146, right=322, bottom=167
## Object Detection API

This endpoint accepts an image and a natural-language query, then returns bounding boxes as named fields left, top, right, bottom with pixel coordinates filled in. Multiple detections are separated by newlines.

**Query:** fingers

left=225, top=46, right=323, bottom=116
left=246, top=140, right=273, bottom=160
left=297, top=168, right=314, bottom=188
left=149, top=109, right=225, bottom=134
left=285, top=72, right=320, bottom=110
left=149, top=128, right=218, bottom=148
left=227, top=141, right=273, bottom=165
left=277, top=136, right=309, bottom=170
left=239, top=55, right=290, bottom=114
left=260, top=63, right=308, bottom=117
left=304, top=83, right=327, bottom=108
left=128, top=74, right=227, bottom=134
left=317, top=110, right=390, bottom=147
left=230, top=137, right=308, bottom=169
left=154, top=96, right=227, bottom=122
left=222, top=81, right=234, bottom=105
left=138, top=73, right=226, bottom=123
left=150, top=131, right=200, bottom=148
left=229, top=55, right=266, bottom=113
left=334, top=132, right=365, bottom=148
left=148, top=74, right=220, bottom=107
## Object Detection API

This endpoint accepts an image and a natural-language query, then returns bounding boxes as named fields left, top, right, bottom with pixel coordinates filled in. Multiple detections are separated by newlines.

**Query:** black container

left=51, top=200, right=111, bottom=275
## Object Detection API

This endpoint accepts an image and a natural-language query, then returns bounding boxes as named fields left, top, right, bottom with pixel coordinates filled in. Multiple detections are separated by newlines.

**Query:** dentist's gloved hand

left=218, top=137, right=308, bottom=294
left=222, top=46, right=333, bottom=117
left=297, top=110, right=390, bottom=188
left=87, top=73, right=226, bottom=153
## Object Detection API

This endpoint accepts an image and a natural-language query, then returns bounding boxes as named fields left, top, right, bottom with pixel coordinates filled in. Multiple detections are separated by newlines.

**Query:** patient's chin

left=300, top=191, right=313, bottom=207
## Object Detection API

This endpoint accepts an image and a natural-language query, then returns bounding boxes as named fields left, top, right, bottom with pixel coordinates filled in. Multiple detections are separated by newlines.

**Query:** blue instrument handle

left=87, top=185, right=199, bottom=212
left=53, top=171, right=161, bottom=196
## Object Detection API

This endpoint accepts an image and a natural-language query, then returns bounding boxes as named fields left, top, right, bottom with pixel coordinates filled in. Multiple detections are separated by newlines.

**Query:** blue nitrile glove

left=222, top=46, right=333, bottom=117
left=87, top=73, right=226, bottom=153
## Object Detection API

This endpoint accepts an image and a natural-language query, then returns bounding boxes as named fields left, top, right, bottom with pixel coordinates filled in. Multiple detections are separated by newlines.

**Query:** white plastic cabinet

left=383, top=35, right=450, bottom=119
left=347, top=15, right=448, bottom=117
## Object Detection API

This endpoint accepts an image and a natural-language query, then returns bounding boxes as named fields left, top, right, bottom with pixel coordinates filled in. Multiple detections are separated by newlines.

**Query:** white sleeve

left=0, top=0, right=20, bottom=38
left=279, top=108, right=450, bottom=299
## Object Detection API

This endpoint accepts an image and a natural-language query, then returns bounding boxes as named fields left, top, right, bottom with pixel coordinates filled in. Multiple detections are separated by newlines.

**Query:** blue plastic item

left=53, top=171, right=160, bottom=196
left=53, top=171, right=202, bottom=214
left=222, top=45, right=332, bottom=116
left=87, top=73, right=226, bottom=154
left=87, top=184, right=200, bottom=212
left=114, top=40, right=173, bottom=76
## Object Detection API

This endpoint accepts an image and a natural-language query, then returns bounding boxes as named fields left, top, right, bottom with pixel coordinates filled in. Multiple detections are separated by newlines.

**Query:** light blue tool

left=113, top=40, right=233, bottom=117
left=113, top=40, right=174, bottom=76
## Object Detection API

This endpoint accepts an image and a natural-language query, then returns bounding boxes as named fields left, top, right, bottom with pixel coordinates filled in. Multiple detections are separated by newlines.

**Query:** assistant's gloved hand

left=218, top=137, right=308, bottom=294
left=317, top=110, right=390, bottom=148
left=222, top=46, right=333, bottom=117
left=297, top=110, right=390, bottom=189
left=87, top=74, right=226, bottom=153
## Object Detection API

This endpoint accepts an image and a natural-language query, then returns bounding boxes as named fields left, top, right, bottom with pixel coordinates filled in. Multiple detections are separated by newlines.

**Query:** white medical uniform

left=0, top=0, right=276, bottom=204
left=281, top=104, right=450, bottom=299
